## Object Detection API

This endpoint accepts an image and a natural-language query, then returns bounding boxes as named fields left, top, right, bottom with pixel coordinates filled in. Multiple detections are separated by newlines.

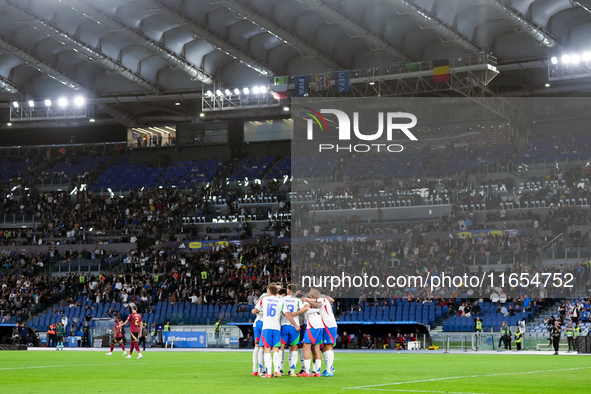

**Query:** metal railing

left=542, top=243, right=591, bottom=260
left=542, top=233, right=563, bottom=254
left=50, top=255, right=123, bottom=274
left=461, top=250, right=539, bottom=266
left=0, top=214, right=35, bottom=225
left=33, top=177, right=73, bottom=187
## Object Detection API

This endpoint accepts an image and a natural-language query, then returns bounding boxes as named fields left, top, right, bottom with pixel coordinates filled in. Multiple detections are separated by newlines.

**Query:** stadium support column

left=228, top=120, right=245, bottom=161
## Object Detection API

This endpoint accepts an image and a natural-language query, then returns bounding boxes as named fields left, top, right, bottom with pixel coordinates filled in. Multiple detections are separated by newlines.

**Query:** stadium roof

left=0, top=0, right=590, bottom=126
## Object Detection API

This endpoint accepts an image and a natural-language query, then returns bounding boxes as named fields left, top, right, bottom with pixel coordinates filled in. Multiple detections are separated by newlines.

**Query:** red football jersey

left=129, top=313, right=142, bottom=333
left=114, top=322, right=123, bottom=338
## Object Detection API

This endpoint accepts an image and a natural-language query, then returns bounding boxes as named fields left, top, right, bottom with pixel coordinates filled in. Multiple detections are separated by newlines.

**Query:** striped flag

left=433, top=59, right=450, bottom=83
left=272, top=76, right=288, bottom=99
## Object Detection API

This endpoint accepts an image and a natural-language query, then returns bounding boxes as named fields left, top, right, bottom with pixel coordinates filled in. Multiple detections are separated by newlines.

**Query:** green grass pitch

left=1, top=351, right=590, bottom=393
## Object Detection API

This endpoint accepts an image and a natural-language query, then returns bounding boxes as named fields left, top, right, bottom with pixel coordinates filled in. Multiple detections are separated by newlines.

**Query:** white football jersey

left=257, top=295, right=289, bottom=331
left=280, top=295, right=303, bottom=327
left=253, top=293, right=267, bottom=325
left=316, top=298, right=337, bottom=328
left=303, top=302, right=323, bottom=329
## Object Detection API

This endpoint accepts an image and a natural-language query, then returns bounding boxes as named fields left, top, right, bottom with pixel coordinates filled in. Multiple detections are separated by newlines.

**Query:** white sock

left=284, top=350, right=289, bottom=370
left=273, top=352, right=281, bottom=373
left=314, top=359, right=321, bottom=374
left=325, top=350, right=334, bottom=372
left=289, top=350, right=298, bottom=371
left=304, top=359, right=311, bottom=373
left=299, top=348, right=305, bottom=367
left=258, top=348, right=265, bottom=373
left=252, top=347, right=259, bottom=373
left=264, top=353, right=272, bottom=375
left=279, top=350, right=285, bottom=371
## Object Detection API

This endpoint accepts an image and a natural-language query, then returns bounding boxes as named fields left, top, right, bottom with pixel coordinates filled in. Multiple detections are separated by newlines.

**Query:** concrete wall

left=244, top=140, right=290, bottom=157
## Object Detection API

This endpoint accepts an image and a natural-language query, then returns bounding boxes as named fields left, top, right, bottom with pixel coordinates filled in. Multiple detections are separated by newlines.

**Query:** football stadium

left=1, top=0, right=591, bottom=393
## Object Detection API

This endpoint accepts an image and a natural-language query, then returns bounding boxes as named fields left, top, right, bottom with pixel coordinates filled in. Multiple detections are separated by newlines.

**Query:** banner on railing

left=161, top=237, right=291, bottom=250
left=293, top=233, right=411, bottom=243
left=425, top=228, right=535, bottom=242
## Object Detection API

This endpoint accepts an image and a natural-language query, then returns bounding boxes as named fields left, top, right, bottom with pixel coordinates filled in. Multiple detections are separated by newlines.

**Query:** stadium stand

left=0, top=127, right=590, bottom=347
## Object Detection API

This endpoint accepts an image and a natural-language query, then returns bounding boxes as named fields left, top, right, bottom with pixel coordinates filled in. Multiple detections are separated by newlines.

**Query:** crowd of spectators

left=1, top=128, right=591, bottom=336
left=1, top=251, right=53, bottom=323
left=78, top=240, right=291, bottom=309
left=0, top=246, right=124, bottom=324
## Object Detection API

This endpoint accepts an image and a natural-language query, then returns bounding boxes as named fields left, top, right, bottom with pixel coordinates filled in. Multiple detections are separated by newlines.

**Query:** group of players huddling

left=104, top=304, right=144, bottom=359
left=252, top=283, right=337, bottom=378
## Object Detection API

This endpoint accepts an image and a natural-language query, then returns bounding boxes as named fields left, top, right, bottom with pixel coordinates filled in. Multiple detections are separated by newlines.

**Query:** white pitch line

left=358, top=390, right=488, bottom=394
left=338, top=358, right=407, bottom=361
left=0, top=360, right=250, bottom=372
left=342, top=366, right=591, bottom=390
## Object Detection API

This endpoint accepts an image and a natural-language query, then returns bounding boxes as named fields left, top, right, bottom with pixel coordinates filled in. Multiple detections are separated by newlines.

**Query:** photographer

left=498, top=321, right=511, bottom=351
left=150, top=322, right=157, bottom=344
left=565, top=321, right=575, bottom=352
left=139, top=323, right=147, bottom=351
left=82, top=321, right=90, bottom=347
left=11, top=324, right=21, bottom=345
left=544, top=316, right=557, bottom=348
left=551, top=320, right=561, bottom=355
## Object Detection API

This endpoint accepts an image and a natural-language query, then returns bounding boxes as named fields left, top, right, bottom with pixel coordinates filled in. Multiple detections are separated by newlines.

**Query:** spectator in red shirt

left=341, top=331, right=350, bottom=349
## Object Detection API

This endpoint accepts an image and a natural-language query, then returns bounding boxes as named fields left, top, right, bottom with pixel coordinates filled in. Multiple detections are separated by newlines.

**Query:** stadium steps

left=97, top=104, right=138, bottom=128
left=84, top=152, right=124, bottom=191
left=25, top=303, right=67, bottom=329
left=527, top=296, right=583, bottom=329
